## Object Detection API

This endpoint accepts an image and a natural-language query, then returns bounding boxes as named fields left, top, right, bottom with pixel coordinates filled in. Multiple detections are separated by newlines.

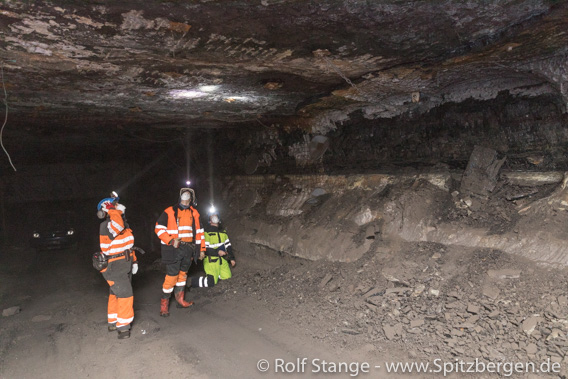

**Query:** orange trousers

left=101, top=258, right=134, bottom=331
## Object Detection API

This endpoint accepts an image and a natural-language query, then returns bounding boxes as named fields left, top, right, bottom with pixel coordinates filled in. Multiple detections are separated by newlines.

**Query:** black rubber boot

left=118, top=330, right=130, bottom=339
left=189, top=275, right=215, bottom=288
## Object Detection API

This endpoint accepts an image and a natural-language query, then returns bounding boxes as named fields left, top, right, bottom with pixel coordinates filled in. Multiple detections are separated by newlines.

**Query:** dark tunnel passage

left=1, top=1, right=568, bottom=378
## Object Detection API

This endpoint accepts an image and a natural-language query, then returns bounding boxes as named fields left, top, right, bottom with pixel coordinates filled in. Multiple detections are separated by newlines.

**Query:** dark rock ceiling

left=0, top=0, right=567, bottom=168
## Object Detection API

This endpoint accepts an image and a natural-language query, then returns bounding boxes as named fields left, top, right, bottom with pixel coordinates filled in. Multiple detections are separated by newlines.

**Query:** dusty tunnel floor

left=1, top=237, right=568, bottom=378
left=1, top=1, right=567, bottom=378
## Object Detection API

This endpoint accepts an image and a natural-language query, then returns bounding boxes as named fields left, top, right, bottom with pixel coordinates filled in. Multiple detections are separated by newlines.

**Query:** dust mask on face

left=180, top=192, right=191, bottom=201
left=210, top=215, right=219, bottom=224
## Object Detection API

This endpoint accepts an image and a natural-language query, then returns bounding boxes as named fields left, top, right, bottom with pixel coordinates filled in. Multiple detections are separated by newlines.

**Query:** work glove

left=171, top=238, right=181, bottom=248
left=132, top=263, right=138, bottom=275
left=116, top=203, right=126, bottom=214
left=101, top=201, right=115, bottom=212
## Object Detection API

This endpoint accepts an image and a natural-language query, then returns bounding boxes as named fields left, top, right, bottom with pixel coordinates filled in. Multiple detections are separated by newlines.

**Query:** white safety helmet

left=179, top=188, right=195, bottom=202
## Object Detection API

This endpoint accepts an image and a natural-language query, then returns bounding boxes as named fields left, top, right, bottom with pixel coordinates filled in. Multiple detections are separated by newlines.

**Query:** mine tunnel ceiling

left=0, top=0, right=567, bottom=166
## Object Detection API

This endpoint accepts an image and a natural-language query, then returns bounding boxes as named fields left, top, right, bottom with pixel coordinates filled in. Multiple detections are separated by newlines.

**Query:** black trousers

left=161, top=243, right=196, bottom=299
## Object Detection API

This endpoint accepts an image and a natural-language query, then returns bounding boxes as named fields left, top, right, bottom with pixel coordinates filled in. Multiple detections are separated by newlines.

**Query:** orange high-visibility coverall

left=99, top=208, right=136, bottom=331
left=155, top=205, right=205, bottom=297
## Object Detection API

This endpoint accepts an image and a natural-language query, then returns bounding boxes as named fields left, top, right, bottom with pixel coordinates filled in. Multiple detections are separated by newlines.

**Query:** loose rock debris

left=2, top=306, right=21, bottom=317
left=202, top=242, right=568, bottom=376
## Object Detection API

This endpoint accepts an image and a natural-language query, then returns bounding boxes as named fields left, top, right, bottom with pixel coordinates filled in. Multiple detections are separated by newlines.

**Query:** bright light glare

left=170, top=90, right=206, bottom=99
left=209, top=205, right=216, bottom=214
left=224, top=96, right=249, bottom=101
left=186, top=180, right=191, bottom=185
left=200, top=85, right=219, bottom=92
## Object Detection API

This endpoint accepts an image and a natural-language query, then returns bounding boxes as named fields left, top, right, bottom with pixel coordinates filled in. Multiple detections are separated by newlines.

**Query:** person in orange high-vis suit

left=155, top=188, right=205, bottom=317
left=97, top=196, right=137, bottom=339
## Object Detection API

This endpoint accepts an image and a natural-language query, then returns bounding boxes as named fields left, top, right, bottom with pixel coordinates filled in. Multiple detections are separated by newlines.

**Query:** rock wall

left=222, top=170, right=568, bottom=267
left=214, top=93, right=568, bottom=177
left=382, top=178, right=568, bottom=268
left=221, top=171, right=449, bottom=262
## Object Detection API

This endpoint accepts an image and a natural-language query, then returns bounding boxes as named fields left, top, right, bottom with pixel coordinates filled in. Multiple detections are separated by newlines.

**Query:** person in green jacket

left=203, top=212, right=235, bottom=284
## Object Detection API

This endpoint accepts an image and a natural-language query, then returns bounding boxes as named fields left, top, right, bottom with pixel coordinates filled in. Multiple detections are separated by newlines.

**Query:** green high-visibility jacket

left=204, top=225, right=235, bottom=261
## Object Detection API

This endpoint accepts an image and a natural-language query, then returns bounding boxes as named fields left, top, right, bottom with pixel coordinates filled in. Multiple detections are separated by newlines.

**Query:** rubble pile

left=206, top=242, right=568, bottom=374
left=445, top=183, right=558, bottom=235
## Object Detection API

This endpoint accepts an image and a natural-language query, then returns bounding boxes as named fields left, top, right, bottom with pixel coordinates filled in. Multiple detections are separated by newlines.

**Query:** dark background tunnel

left=1, top=1, right=568, bottom=377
